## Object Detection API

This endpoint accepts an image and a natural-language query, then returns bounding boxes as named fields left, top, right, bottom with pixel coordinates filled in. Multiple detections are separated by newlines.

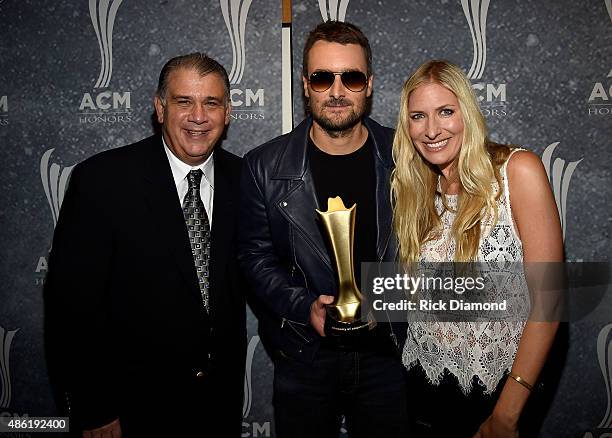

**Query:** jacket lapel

left=209, top=149, right=235, bottom=311
left=273, top=118, right=333, bottom=271
left=141, top=136, right=201, bottom=297
left=364, top=117, right=395, bottom=261
left=272, top=117, right=396, bottom=268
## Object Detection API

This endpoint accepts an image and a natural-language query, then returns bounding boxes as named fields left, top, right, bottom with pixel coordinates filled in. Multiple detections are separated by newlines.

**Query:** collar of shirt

left=162, top=137, right=214, bottom=190
left=162, top=136, right=215, bottom=223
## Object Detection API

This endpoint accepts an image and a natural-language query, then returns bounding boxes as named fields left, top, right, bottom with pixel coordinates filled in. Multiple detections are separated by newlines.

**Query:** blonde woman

left=391, top=60, right=562, bottom=437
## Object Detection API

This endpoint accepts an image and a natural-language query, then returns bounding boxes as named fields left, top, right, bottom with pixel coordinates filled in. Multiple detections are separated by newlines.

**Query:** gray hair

left=156, top=52, right=230, bottom=104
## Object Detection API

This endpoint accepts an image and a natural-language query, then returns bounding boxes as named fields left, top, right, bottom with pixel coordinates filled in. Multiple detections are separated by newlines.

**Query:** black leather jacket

left=238, top=117, right=404, bottom=363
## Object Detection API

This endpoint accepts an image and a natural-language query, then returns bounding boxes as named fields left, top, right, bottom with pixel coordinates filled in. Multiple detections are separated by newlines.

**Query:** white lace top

left=402, top=149, right=530, bottom=394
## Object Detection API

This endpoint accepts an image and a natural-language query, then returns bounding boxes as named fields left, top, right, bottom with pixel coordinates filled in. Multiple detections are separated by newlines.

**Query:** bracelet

left=507, top=371, right=534, bottom=391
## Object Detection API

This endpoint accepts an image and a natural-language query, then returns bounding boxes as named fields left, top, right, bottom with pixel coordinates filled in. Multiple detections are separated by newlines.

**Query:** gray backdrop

left=0, top=0, right=611, bottom=437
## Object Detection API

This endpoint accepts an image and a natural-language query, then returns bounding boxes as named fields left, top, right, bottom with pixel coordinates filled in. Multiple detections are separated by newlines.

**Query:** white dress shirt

left=162, top=137, right=214, bottom=227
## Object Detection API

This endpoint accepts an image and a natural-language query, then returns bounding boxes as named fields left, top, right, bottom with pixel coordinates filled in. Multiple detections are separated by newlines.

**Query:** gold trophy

left=316, top=196, right=376, bottom=340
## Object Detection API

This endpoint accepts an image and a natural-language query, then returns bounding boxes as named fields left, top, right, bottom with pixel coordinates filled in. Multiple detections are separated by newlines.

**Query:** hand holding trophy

left=316, top=196, right=376, bottom=343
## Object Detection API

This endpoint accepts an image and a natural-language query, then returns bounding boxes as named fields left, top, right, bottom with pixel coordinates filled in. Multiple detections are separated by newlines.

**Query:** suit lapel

left=141, top=137, right=201, bottom=298
left=209, top=150, right=235, bottom=311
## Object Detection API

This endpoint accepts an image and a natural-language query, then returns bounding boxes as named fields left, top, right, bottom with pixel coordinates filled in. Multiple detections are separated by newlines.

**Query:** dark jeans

left=406, top=364, right=505, bottom=438
left=273, top=347, right=410, bottom=438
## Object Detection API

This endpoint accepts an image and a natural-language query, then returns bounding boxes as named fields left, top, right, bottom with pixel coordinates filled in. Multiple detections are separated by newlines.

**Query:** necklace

left=435, top=177, right=457, bottom=261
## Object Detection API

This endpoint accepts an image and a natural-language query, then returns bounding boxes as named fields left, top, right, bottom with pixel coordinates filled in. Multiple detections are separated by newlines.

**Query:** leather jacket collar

left=272, top=116, right=395, bottom=262
left=272, top=116, right=394, bottom=180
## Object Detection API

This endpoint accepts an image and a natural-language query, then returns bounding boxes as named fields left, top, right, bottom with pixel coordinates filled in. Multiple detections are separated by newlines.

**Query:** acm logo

left=317, top=0, right=506, bottom=117
left=0, top=326, right=28, bottom=419
left=318, top=0, right=350, bottom=21
left=40, top=149, right=76, bottom=228
left=587, top=0, right=612, bottom=116
left=0, top=95, right=7, bottom=126
left=35, top=149, right=76, bottom=284
left=0, top=327, right=19, bottom=410
left=78, top=0, right=132, bottom=124
left=220, top=0, right=265, bottom=121
left=242, top=336, right=271, bottom=437
left=461, top=0, right=508, bottom=117
left=581, top=323, right=612, bottom=437
left=541, top=142, right=582, bottom=242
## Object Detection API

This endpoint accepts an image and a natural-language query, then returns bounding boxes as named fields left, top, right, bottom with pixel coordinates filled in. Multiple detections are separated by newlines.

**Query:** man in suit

left=238, top=22, right=409, bottom=438
left=44, top=53, right=246, bottom=437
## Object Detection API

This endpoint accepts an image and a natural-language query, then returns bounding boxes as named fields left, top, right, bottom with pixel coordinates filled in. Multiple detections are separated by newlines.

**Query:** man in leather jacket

left=238, top=21, right=410, bottom=438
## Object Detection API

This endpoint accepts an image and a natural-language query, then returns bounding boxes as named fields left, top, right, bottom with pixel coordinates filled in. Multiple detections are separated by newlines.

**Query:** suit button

left=195, top=370, right=205, bottom=379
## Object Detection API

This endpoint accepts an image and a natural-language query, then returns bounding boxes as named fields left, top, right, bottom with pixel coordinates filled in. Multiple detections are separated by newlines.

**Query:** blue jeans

left=273, top=347, right=410, bottom=438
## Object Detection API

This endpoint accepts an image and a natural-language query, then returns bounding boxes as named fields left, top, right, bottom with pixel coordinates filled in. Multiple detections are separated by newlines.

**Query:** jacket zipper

left=280, top=225, right=309, bottom=329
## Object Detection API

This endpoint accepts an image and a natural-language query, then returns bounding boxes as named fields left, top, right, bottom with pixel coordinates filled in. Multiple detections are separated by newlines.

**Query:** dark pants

left=406, top=364, right=505, bottom=438
left=273, top=348, right=410, bottom=438
left=406, top=363, right=550, bottom=438
left=118, top=373, right=243, bottom=437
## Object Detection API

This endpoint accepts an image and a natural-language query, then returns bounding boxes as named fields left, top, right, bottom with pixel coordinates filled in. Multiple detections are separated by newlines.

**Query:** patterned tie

left=183, top=169, right=211, bottom=314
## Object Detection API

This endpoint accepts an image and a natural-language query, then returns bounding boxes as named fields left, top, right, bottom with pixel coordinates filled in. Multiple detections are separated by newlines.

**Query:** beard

left=310, top=96, right=365, bottom=138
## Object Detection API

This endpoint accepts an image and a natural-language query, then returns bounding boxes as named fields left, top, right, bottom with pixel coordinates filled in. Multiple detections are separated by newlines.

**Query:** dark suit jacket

left=44, top=135, right=246, bottom=435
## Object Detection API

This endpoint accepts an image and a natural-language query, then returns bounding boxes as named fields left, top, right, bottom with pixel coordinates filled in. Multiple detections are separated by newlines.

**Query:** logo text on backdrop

left=221, top=0, right=265, bottom=121
left=78, top=0, right=133, bottom=124
left=587, top=0, right=612, bottom=116
left=462, top=0, right=507, bottom=117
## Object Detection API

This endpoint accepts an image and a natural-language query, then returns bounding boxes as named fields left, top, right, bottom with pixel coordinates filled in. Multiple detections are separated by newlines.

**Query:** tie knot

left=187, top=169, right=203, bottom=188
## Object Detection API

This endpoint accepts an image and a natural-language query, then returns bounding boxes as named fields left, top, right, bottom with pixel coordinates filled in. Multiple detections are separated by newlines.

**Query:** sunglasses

left=307, top=71, right=368, bottom=93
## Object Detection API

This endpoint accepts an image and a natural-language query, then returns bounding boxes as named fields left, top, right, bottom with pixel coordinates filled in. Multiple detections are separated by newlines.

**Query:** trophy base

left=323, top=315, right=377, bottom=349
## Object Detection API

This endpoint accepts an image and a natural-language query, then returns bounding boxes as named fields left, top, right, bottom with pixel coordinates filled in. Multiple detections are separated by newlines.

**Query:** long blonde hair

left=391, top=60, right=510, bottom=263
